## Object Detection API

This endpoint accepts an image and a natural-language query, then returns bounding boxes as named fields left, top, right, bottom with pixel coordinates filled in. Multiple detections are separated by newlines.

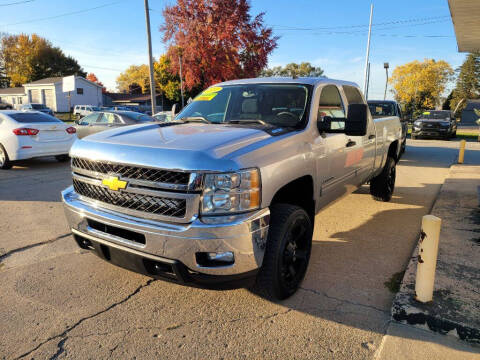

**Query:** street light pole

left=384, top=62, right=389, bottom=100
left=178, top=51, right=185, bottom=108
left=363, top=3, right=373, bottom=96
left=144, top=0, right=157, bottom=115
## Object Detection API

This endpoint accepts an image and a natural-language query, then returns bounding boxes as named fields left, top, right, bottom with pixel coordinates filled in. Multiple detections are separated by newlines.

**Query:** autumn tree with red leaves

left=86, top=72, right=106, bottom=93
left=161, top=0, right=278, bottom=91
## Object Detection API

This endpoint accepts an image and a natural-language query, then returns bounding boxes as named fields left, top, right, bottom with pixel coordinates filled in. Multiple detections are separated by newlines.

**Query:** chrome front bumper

left=61, top=186, right=269, bottom=279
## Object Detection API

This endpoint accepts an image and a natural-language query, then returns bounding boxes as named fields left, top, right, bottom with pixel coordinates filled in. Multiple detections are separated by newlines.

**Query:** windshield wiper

left=177, top=116, right=211, bottom=124
left=226, top=119, right=269, bottom=126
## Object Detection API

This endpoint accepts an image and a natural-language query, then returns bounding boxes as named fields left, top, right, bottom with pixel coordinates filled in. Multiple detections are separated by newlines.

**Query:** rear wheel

left=370, top=156, right=396, bottom=202
left=55, top=154, right=70, bottom=162
left=254, top=204, right=312, bottom=300
left=0, top=144, right=13, bottom=170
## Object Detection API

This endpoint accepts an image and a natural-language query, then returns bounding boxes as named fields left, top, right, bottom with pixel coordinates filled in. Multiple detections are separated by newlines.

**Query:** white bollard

left=415, top=215, right=442, bottom=303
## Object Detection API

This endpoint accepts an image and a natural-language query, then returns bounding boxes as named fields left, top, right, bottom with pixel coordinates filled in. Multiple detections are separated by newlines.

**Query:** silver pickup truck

left=62, top=77, right=402, bottom=300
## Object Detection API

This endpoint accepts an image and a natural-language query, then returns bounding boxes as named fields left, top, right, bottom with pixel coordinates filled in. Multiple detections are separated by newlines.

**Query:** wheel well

left=388, top=140, right=399, bottom=162
left=270, top=176, right=315, bottom=225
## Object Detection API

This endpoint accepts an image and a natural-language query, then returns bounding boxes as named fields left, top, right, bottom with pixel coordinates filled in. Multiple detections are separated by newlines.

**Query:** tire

left=370, top=156, right=396, bottom=202
left=55, top=154, right=70, bottom=162
left=400, top=138, right=406, bottom=155
left=254, top=204, right=312, bottom=300
left=0, top=144, right=13, bottom=170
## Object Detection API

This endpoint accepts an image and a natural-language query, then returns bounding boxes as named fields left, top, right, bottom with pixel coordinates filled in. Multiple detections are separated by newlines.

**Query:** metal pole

left=365, top=62, right=371, bottom=100
left=384, top=62, right=389, bottom=100
left=363, top=3, right=373, bottom=96
left=178, top=53, right=185, bottom=108
left=144, top=0, right=157, bottom=115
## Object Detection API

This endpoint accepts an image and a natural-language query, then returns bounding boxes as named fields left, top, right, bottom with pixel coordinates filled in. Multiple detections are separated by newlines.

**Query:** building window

left=77, top=88, right=84, bottom=95
left=12, top=97, right=16, bottom=104
left=18, top=97, right=23, bottom=104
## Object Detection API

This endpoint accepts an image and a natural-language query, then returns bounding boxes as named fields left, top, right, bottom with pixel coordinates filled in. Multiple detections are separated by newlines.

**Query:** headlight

left=414, top=121, right=422, bottom=126
left=201, top=169, right=261, bottom=215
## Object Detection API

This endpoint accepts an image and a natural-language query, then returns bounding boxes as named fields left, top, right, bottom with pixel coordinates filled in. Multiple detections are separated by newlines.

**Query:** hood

left=72, top=123, right=275, bottom=171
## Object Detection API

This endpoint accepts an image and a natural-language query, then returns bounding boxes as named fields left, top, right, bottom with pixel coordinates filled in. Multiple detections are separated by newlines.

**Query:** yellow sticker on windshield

left=194, top=93, right=218, bottom=101
left=423, top=111, right=430, bottom=115
left=203, top=86, right=223, bottom=94
left=376, top=107, right=383, bottom=113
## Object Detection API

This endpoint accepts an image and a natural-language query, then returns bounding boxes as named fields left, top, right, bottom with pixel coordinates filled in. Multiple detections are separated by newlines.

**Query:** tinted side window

left=343, top=85, right=364, bottom=105
left=10, top=112, right=61, bottom=123
left=318, top=85, right=345, bottom=130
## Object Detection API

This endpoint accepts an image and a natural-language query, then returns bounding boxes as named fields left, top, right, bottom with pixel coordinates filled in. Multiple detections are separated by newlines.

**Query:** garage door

left=44, top=89, right=54, bottom=109
left=30, top=89, right=40, bottom=103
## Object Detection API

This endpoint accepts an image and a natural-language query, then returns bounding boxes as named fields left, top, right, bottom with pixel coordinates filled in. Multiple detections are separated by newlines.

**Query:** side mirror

left=345, top=103, right=368, bottom=136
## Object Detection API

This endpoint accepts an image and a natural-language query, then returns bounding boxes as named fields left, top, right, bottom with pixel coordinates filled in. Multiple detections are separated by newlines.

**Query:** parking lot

left=0, top=139, right=478, bottom=359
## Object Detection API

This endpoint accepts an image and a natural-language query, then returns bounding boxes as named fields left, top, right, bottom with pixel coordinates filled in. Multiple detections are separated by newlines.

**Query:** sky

left=0, top=0, right=466, bottom=99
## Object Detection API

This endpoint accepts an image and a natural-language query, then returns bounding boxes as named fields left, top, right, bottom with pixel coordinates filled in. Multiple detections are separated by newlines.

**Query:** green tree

left=260, top=62, right=324, bottom=77
left=116, top=64, right=150, bottom=93
left=154, top=55, right=181, bottom=102
left=0, top=33, right=85, bottom=87
left=450, top=53, right=480, bottom=115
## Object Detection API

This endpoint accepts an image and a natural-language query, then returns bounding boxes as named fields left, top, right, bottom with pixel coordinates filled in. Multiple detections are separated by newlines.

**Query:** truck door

left=341, top=85, right=376, bottom=185
left=314, top=84, right=352, bottom=206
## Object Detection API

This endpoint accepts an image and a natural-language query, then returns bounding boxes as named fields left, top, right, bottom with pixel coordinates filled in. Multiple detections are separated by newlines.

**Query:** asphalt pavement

left=1, top=139, right=479, bottom=359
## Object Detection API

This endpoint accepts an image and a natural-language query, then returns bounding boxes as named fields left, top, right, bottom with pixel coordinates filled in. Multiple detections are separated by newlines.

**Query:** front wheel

left=254, top=204, right=312, bottom=300
left=370, top=156, right=396, bottom=202
left=0, top=144, right=13, bottom=170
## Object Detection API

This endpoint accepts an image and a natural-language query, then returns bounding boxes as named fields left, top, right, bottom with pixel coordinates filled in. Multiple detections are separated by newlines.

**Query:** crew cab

left=62, top=78, right=402, bottom=300
left=411, top=110, right=457, bottom=140
left=368, top=100, right=406, bottom=155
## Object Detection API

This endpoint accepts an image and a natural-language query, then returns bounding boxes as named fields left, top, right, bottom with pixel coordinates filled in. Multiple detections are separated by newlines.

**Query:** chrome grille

left=73, top=179, right=187, bottom=218
left=72, top=157, right=190, bottom=185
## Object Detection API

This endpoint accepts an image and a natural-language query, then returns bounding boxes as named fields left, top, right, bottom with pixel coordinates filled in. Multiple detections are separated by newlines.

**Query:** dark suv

left=411, top=110, right=457, bottom=140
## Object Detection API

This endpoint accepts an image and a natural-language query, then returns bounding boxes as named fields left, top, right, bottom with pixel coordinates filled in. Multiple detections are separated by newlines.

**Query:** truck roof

left=215, top=77, right=359, bottom=88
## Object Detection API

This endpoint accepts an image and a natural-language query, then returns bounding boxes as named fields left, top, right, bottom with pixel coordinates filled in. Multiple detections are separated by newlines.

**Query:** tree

left=86, top=73, right=106, bottom=93
left=0, top=33, right=85, bottom=87
left=260, top=62, right=324, bottom=77
left=161, top=0, right=278, bottom=90
left=389, top=59, right=453, bottom=117
left=450, top=53, right=480, bottom=114
left=154, top=55, right=181, bottom=102
left=116, top=64, right=150, bottom=93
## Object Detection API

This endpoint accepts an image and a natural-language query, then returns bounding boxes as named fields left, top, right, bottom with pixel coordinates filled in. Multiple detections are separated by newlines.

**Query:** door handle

left=368, top=134, right=376, bottom=140
left=346, top=140, right=356, bottom=147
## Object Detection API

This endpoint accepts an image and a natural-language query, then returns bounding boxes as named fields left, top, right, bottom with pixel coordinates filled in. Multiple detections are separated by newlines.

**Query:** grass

left=54, top=112, right=76, bottom=124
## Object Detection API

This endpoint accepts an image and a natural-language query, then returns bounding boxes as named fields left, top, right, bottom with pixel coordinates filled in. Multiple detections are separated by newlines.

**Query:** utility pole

left=178, top=50, right=185, bottom=108
left=144, top=0, right=156, bottom=115
left=383, top=62, right=389, bottom=100
left=363, top=3, right=373, bottom=96
left=365, top=62, right=371, bottom=100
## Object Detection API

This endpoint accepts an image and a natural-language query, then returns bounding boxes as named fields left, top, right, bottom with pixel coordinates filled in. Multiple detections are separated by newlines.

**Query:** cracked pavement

left=0, top=141, right=474, bottom=359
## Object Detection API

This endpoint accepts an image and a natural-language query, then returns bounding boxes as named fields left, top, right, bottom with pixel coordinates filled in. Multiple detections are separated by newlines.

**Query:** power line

left=0, top=0, right=34, bottom=6
left=270, top=15, right=451, bottom=31
left=6, top=1, right=124, bottom=26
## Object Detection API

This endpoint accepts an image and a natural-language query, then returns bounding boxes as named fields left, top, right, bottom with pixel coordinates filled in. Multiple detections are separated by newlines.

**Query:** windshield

left=91, top=107, right=100, bottom=111
left=10, top=112, right=61, bottom=123
left=31, top=104, right=46, bottom=109
left=176, top=84, right=311, bottom=127
left=368, top=103, right=395, bottom=117
left=421, top=111, right=451, bottom=120
left=125, top=112, right=155, bottom=123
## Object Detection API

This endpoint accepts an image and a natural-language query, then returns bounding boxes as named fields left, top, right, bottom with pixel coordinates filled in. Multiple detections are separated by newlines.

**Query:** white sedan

left=0, top=110, right=77, bottom=169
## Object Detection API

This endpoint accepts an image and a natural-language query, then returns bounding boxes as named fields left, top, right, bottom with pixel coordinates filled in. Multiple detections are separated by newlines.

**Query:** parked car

left=62, top=77, right=402, bottom=300
left=153, top=110, right=174, bottom=123
left=73, top=110, right=157, bottom=139
left=20, top=103, right=54, bottom=116
left=0, top=110, right=76, bottom=169
left=368, top=100, right=407, bottom=154
left=73, top=105, right=101, bottom=118
left=411, top=110, right=457, bottom=140
left=0, top=102, right=13, bottom=110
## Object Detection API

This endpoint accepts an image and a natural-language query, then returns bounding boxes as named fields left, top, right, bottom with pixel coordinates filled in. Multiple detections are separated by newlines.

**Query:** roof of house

left=106, top=92, right=162, bottom=103
left=0, top=87, right=25, bottom=95
left=24, top=77, right=64, bottom=86
left=23, top=76, right=103, bottom=88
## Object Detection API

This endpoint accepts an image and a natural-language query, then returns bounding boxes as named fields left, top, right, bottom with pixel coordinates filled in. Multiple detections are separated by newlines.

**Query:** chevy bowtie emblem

left=102, top=176, right=127, bottom=191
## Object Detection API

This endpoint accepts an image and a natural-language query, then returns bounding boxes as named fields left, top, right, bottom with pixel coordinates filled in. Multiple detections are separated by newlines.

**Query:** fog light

left=196, top=251, right=234, bottom=267
left=207, top=252, right=234, bottom=262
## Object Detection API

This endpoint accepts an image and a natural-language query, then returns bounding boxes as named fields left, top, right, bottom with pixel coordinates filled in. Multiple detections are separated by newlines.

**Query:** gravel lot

left=1, top=139, right=479, bottom=359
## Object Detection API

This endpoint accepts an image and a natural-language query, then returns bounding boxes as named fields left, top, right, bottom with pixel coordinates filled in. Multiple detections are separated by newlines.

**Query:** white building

left=0, top=76, right=103, bottom=112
